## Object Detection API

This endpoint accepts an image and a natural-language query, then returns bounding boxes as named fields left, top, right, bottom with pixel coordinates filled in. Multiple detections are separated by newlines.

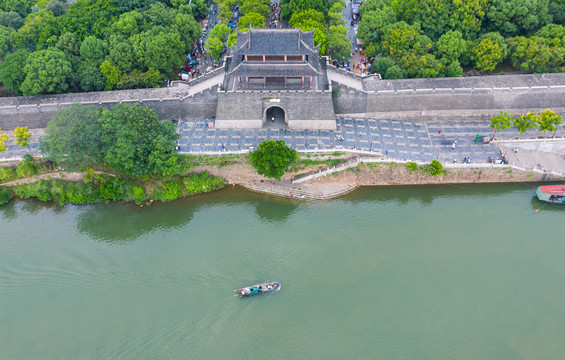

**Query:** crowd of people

left=268, top=2, right=282, bottom=29
left=178, top=6, right=223, bottom=81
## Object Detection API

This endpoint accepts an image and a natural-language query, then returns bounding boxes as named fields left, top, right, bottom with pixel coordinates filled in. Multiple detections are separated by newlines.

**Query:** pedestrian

left=439, top=129, right=442, bottom=134
left=271, top=116, right=275, bottom=123
left=385, top=150, right=388, bottom=156
left=514, top=148, right=518, bottom=154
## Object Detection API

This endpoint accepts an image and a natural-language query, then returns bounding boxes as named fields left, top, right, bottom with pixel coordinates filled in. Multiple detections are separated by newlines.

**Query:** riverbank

left=192, top=158, right=564, bottom=200
left=2, top=141, right=565, bottom=203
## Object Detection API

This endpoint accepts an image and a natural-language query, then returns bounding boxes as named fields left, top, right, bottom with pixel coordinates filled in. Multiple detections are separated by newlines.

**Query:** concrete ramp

left=326, top=67, right=366, bottom=92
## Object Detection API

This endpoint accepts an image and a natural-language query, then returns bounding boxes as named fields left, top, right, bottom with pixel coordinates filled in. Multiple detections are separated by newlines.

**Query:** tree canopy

left=39, top=103, right=180, bottom=176
left=0, top=0, right=202, bottom=95
left=250, top=140, right=299, bottom=180
left=357, top=0, right=565, bottom=78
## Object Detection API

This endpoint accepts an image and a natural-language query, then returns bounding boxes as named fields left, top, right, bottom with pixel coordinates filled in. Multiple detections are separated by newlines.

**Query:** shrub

left=132, top=184, right=147, bottom=205
left=151, top=180, right=184, bottom=202
left=183, top=171, right=226, bottom=195
left=422, top=160, right=444, bottom=176
left=98, top=176, right=133, bottom=201
left=0, top=167, right=17, bottom=183
left=83, top=167, right=95, bottom=183
left=406, top=162, right=419, bottom=171
left=16, top=155, right=38, bottom=179
left=0, top=186, right=13, bottom=205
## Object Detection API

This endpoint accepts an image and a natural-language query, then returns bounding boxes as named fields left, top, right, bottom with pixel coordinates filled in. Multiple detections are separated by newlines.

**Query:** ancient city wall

left=215, top=89, right=336, bottom=130
left=2, top=65, right=565, bottom=131
left=328, top=67, right=565, bottom=120
left=0, top=78, right=220, bottom=131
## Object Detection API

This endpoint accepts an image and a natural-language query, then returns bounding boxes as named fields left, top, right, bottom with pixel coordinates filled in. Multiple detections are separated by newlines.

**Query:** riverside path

left=2, top=117, right=565, bottom=173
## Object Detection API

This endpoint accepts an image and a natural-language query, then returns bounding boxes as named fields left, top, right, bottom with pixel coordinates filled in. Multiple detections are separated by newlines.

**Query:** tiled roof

left=228, top=62, right=321, bottom=78
left=234, top=28, right=317, bottom=55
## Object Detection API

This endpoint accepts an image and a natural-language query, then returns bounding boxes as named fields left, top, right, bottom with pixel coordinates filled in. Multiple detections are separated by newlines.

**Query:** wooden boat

left=235, top=282, right=280, bottom=297
left=536, top=185, right=565, bottom=204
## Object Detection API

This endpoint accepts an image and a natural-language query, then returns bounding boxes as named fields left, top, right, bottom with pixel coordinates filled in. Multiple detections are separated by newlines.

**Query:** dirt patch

left=309, top=163, right=562, bottom=186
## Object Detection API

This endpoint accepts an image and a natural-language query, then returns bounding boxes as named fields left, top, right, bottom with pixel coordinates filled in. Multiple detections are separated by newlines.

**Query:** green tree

left=370, top=57, right=396, bottom=75
left=78, top=61, right=106, bottom=92
left=98, top=103, right=180, bottom=176
left=116, top=68, right=162, bottom=89
left=130, top=29, right=183, bottom=77
left=250, top=140, right=299, bottom=180
left=288, top=10, right=327, bottom=55
left=507, top=36, right=565, bottom=73
left=471, top=38, right=503, bottom=72
left=0, top=129, right=8, bottom=153
left=327, top=25, right=351, bottom=62
left=99, top=60, right=121, bottom=90
left=280, top=0, right=329, bottom=20
left=0, top=11, right=24, bottom=29
left=485, top=0, right=552, bottom=37
left=80, top=36, right=107, bottom=64
left=107, top=35, right=136, bottom=73
left=446, top=60, right=463, bottom=77
left=289, top=9, right=325, bottom=30
left=489, top=111, right=514, bottom=138
left=114, top=0, right=154, bottom=12
left=20, top=48, right=72, bottom=95
left=539, top=109, right=563, bottom=137
left=0, top=48, right=29, bottom=95
left=0, top=26, right=13, bottom=59
left=514, top=112, right=540, bottom=133
left=45, top=0, right=66, bottom=16
left=238, top=12, right=266, bottom=30
left=535, top=24, right=565, bottom=40
left=205, top=23, right=231, bottom=59
left=384, top=64, right=407, bottom=79
left=357, top=8, right=396, bottom=45
left=39, top=104, right=103, bottom=169
left=435, top=30, right=467, bottom=63
left=380, top=21, right=421, bottom=59
left=328, top=2, right=345, bottom=27
left=240, top=0, right=270, bottom=17
left=12, top=126, right=31, bottom=152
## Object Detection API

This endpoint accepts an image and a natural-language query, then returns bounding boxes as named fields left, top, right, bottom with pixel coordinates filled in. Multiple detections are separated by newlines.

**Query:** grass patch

left=182, top=154, right=246, bottom=168
left=0, top=167, right=17, bottom=183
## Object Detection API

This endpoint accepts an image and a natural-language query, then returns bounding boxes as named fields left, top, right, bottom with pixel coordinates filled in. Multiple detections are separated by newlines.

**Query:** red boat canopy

left=538, top=185, right=565, bottom=195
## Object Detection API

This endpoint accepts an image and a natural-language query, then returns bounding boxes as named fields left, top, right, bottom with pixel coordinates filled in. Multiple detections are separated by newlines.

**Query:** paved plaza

left=3, top=118, right=565, bottom=167
left=178, top=117, right=565, bottom=164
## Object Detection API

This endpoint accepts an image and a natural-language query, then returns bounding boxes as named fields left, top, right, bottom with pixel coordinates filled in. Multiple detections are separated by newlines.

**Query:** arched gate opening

left=264, top=106, right=287, bottom=129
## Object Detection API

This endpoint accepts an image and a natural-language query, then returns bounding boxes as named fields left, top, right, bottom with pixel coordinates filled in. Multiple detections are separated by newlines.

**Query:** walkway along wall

left=0, top=75, right=222, bottom=131
left=328, top=66, right=565, bottom=120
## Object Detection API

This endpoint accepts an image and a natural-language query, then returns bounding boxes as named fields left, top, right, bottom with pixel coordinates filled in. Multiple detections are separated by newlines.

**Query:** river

left=1, top=184, right=564, bottom=359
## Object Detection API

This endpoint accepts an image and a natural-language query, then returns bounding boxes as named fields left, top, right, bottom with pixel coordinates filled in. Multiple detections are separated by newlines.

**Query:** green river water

left=1, top=184, right=565, bottom=359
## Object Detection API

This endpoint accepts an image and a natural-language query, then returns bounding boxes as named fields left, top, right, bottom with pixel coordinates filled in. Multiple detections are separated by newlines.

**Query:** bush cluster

left=151, top=171, right=227, bottom=202
left=15, top=154, right=38, bottom=179
left=405, top=162, right=419, bottom=171
left=0, top=166, right=17, bottom=183
left=0, top=186, right=13, bottom=204
left=4, top=171, right=226, bottom=206
left=421, top=160, right=444, bottom=176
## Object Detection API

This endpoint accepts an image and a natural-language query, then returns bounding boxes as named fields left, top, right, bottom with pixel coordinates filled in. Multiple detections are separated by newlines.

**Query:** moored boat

left=235, top=282, right=280, bottom=297
left=536, top=185, right=565, bottom=204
